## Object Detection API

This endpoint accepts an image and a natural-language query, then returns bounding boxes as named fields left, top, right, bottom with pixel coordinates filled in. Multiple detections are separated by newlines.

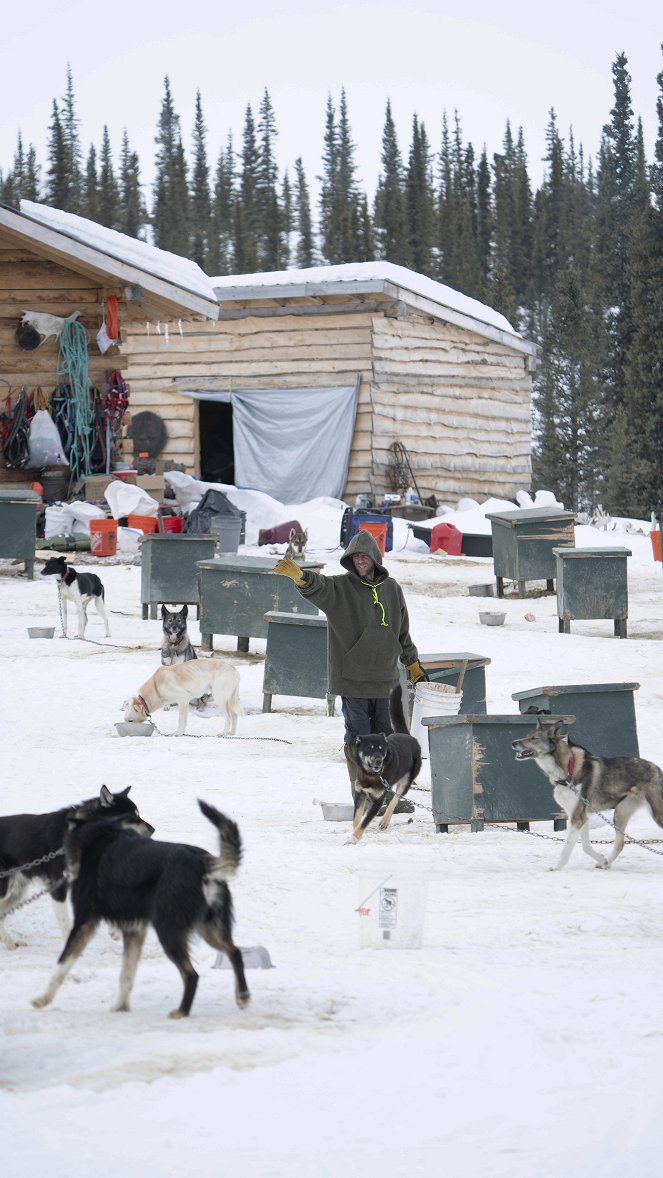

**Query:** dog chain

left=145, top=716, right=292, bottom=744
left=408, top=789, right=663, bottom=855
left=0, top=847, right=65, bottom=881
left=3, top=873, right=71, bottom=919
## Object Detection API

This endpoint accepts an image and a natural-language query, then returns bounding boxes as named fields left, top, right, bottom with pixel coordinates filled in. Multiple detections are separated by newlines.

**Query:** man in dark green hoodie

left=272, top=530, right=427, bottom=808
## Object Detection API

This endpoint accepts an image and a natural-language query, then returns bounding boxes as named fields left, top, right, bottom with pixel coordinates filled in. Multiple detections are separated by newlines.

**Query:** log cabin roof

left=0, top=200, right=219, bottom=321
left=211, top=261, right=535, bottom=358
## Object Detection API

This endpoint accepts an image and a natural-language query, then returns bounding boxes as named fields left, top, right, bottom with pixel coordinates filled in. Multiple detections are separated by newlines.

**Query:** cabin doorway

left=199, top=398, right=234, bottom=485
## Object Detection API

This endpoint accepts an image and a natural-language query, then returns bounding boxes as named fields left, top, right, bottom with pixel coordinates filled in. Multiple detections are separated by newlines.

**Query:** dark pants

left=341, top=696, right=393, bottom=745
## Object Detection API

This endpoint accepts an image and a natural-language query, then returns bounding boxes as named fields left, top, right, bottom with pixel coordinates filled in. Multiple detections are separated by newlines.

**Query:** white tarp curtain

left=179, top=383, right=359, bottom=503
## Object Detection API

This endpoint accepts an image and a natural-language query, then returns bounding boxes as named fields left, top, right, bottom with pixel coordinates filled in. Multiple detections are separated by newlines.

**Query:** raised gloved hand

left=406, top=659, right=429, bottom=684
left=272, top=556, right=307, bottom=587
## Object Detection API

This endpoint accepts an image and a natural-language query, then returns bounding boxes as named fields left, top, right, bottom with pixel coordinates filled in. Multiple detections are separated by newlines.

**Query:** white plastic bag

left=27, top=409, right=67, bottom=467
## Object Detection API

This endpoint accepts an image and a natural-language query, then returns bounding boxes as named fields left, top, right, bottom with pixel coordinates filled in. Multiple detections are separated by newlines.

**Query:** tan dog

left=124, top=659, right=242, bottom=737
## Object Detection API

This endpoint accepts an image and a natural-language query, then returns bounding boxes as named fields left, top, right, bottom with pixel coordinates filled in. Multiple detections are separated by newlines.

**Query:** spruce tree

left=406, top=115, right=435, bottom=274
left=153, top=77, right=191, bottom=255
left=82, top=144, right=100, bottom=223
left=234, top=104, right=260, bottom=272
left=612, top=53, right=663, bottom=516
left=319, top=94, right=341, bottom=262
left=294, top=156, right=315, bottom=267
left=281, top=170, right=292, bottom=268
left=119, top=130, right=148, bottom=239
left=61, top=65, right=82, bottom=213
left=374, top=99, right=410, bottom=265
left=208, top=134, right=236, bottom=276
left=256, top=88, right=283, bottom=269
left=190, top=91, right=211, bottom=268
left=532, top=264, right=603, bottom=509
left=97, top=126, right=122, bottom=229
left=45, top=101, right=72, bottom=211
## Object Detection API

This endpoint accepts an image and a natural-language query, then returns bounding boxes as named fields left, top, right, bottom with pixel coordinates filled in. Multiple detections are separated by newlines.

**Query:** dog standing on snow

left=124, top=659, right=242, bottom=737
left=31, top=800, right=247, bottom=1019
left=41, top=555, right=110, bottom=639
left=512, top=717, right=663, bottom=870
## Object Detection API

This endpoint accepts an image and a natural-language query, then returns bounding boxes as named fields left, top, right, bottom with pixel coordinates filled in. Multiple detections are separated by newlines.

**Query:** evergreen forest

left=2, top=53, right=662, bottom=518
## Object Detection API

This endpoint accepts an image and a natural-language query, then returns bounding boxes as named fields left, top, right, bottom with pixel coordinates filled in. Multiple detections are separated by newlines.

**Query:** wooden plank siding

left=120, top=311, right=377, bottom=481
left=368, top=312, right=532, bottom=501
left=0, top=236, right=112, bottom=487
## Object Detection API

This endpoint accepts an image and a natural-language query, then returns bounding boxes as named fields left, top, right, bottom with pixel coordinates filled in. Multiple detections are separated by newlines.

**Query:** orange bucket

left=127, top=514, right=159, bottom=534
left=358, top=521, right=388, bottom=556
left=651, top=530, right=662, bottom=562
left=89, top=518, right=118, bottom=557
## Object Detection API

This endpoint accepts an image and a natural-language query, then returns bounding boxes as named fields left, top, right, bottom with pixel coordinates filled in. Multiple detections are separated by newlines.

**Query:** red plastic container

left=430, top=521, right=463, bottom=556
left=258, top=519, right=303, bottom=545
left=161, top=516, right=183, bottom=534
left=358, top=521, right=387, bottom=556
left=89, top=518, right=118, bottom=556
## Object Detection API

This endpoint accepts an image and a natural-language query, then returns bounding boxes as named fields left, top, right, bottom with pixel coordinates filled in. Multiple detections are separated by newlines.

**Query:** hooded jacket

left=296, top=529, right=419, bottom=698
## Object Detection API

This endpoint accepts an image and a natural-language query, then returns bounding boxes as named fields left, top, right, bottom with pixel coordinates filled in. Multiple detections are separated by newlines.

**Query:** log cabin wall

left=120, top=306, right=377, bottom=483
left=0, top=228, right=112, bottom=488
left=369, top=310, right=532, bottom=502
left=121, top=295, right=532, bottom=504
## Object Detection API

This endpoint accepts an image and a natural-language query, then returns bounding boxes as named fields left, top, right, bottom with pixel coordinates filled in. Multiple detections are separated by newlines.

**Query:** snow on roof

left=211, top=260, right=519, bottom=337
left=19, top=200, right=217, bottom=304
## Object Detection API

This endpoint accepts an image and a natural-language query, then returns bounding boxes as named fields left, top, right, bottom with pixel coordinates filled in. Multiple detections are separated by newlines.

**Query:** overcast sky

left=1, top=0, right=660, bottom=204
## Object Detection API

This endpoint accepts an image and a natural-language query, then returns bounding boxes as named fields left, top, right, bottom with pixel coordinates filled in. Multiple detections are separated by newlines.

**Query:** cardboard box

left=134, top=475, right=164, bottom=498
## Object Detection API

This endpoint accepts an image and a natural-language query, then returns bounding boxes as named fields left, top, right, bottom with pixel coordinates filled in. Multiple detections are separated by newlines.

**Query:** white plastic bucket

left=410, top=681, right=462, bottom=758
left=358, top=866, right=429, bottom=950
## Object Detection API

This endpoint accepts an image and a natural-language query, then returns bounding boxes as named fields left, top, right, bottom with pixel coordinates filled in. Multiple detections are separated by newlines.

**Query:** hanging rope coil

left=57, top=319, right=93, bottom=481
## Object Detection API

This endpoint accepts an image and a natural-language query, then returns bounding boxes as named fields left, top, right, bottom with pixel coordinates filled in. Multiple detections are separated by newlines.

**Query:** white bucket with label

left=357, top=865, right=429, bottom=950
left=410, top=681, right=462, bottom=758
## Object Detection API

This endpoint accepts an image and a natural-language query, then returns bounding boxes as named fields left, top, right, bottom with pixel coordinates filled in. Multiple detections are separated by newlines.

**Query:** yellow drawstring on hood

left=360, top=579, right=389, bottom=626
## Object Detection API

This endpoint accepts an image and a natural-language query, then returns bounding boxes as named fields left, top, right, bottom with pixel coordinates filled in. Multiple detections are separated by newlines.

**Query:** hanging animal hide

left=21, top=309, right=81, bottom=345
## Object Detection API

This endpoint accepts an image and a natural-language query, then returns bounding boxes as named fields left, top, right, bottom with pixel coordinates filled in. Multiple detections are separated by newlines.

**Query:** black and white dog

left=0, top=786, right=151, bottom=950
left=161, top=605, right=197, bottom=665
left=41, top=555, right=110, bottom=639
left=32, top=800, right=250, bottom=1020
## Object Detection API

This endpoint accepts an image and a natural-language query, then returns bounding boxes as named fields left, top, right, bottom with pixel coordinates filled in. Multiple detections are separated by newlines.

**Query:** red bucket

left=161, top=516, right=183, bottom=534
left=89, top=518, right=118, bottom=556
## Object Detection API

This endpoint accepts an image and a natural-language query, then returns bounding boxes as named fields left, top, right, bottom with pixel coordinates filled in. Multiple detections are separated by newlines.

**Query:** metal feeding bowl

left=115, top=721, right=155, bottom=738
left=213, top=945, right=275, bottom=970
left=479, top=611, right=506, bottom=627
left=27, top=626, right=55, bottom=639
left=313, top=799, right=355, bottom=822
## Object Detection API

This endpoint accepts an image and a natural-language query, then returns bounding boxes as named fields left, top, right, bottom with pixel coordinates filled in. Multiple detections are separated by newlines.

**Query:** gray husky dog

left=350, top=684, right=422, bottom=842
left=512, top=718, right=663, bottom=870
left=161, top=605, right=197, bottom=665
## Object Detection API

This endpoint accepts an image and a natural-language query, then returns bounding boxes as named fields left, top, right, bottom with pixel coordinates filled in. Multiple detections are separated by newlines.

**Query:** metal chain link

left=145, top=714, right=292, bottom=743
left=0, top=847, right=65, bottom=881
left=3, top=872, right=71, bottom=918
left=408, top=789, right=663, bottom=855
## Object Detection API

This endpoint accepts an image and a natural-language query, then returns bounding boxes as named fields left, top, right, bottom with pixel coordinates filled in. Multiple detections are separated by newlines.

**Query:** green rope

left=57, top=320, right=92, bottom=481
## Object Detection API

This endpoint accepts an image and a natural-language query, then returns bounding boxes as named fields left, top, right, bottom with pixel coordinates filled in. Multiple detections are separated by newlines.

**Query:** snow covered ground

left=2, top=500, right=663, bottom=1177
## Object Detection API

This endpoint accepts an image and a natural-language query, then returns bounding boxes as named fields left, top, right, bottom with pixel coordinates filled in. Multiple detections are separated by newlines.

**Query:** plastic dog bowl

left=314, top=799, right=355, bottom=822
left=115, top=721, right=155, bottom=737
left=27, top=626, right=55, bottom=639
left=479, top=611, right=506, bottom=626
